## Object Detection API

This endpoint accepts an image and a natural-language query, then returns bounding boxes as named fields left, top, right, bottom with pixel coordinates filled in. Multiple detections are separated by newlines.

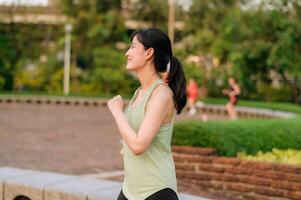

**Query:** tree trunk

left=291, top=75, right=301, bottom=104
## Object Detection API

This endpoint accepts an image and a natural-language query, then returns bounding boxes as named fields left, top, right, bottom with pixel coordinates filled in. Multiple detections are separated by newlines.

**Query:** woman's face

left=125, top=35, right=148, bottom=71
left=229, top=78, right=235, bottom=85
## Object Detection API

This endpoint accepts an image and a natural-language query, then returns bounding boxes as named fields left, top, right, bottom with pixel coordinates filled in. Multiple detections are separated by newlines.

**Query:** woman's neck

left=136, top=64, right=160, bottom=91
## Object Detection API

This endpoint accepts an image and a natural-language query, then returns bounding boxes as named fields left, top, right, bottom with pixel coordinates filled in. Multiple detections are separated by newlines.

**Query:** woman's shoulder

left=151, top=83, right=173, bottom=101
left=145, top=83, right=174, bottom=114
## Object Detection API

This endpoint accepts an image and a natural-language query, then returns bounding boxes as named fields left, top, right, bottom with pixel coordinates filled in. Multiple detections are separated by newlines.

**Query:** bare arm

left=107, top=85, right=172, bottom=155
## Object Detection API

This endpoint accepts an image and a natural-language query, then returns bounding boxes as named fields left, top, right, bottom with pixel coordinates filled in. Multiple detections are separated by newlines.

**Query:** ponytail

left=167, top=56, right=187, bottom=114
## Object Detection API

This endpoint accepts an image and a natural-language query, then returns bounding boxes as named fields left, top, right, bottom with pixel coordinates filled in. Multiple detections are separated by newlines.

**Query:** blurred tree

left=59, top=0, right=126, bottom=69
left=124, top=0, right=168, bottom=30
left=57, top=0, right=136, bottom=95
left=0, top=21, right=60, bottom=91
left=181, top=0, right=301, bottom=103
left=0, top=2, right=63, bottom=91
left=226, top=2, right=301, bottom=102
left=1, top=0, right=300, bottom=102
left=179, top=0, right=241, bottom=98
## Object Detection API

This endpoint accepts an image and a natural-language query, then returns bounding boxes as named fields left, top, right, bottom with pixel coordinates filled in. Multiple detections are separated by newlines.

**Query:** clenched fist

left=107, top=95, right=124, bottom=117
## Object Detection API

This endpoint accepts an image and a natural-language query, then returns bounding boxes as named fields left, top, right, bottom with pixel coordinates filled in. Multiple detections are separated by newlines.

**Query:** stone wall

left=0, top=167, right=122, bottom=200
left=173, top=146, right=301, bottom=200
left=0, top=95, right=296, bottom=119
left=0, top=167, right=205, bottom=200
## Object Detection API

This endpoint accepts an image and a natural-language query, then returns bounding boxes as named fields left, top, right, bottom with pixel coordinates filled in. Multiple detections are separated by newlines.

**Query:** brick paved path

left=0, top=102, right=224, bottom=176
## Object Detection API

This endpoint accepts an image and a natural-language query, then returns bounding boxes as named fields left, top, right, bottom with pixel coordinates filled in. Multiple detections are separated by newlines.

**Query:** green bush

left=256, top=84, right=293, bottom=102
left=172, top=117, right=301, bottom=157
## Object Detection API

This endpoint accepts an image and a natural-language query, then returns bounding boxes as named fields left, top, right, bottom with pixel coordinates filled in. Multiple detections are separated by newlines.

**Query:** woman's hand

left=107, top=95, right=124, bottom=118
left=222, top=89, right=229, bottom=95
left=228, top=91, right=235, bottom=97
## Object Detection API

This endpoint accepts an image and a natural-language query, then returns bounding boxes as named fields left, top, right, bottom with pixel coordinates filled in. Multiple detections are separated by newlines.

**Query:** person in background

left=107, top=28, right=186, bottom=200
left=223, top=77, right=241, bottom=119
left=187, top=78, right=199, bottom=115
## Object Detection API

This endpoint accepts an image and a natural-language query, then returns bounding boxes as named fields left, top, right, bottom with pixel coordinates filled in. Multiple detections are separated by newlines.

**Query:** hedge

left=172, top=117, right=301, bottom=157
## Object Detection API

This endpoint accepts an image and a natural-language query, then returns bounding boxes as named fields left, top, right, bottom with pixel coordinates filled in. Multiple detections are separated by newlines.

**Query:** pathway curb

left=0, top=167, right=209, bottom=200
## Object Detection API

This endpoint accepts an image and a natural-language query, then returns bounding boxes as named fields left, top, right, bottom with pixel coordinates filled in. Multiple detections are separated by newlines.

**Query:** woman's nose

left=125, top=49, right=130, bottom=57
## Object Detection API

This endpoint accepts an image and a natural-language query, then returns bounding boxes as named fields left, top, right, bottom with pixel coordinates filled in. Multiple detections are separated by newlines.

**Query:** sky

left=0, top=0, right=48, bottom=6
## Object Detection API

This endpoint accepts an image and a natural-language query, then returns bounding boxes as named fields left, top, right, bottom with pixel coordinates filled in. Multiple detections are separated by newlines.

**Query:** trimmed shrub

left=173, top=117, right=301, bottom=156
left=238, top=148, right=301, bottom=166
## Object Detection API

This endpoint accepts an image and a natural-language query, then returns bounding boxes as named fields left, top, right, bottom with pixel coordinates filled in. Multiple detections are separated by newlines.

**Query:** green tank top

left=122, top=79, right=177, bottom=200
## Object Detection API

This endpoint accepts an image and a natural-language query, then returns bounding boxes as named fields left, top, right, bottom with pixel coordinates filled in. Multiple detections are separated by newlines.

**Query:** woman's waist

left=123, top=164, right=176, bottom=185
left=123, top=150, right=175, bottom=172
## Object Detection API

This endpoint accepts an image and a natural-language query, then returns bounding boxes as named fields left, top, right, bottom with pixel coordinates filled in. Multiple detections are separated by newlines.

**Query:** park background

left=1, top=0, right=301, bottom=103
left=1, top=0, right=301, bottom=200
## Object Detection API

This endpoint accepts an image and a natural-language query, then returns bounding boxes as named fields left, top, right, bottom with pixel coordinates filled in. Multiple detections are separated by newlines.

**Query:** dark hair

left=131, top=28, right=186, bottom=114
left=14, top=196, right=31, bottom=200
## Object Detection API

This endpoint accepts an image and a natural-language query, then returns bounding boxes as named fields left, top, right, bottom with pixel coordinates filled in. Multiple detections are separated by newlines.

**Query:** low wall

left=0, top=167, right=122, bottom=200
left=0, top=95, right=296, bottom=119
left=0, top=167, right=206, bottom=200
left=173, top=146, right=301, bottom=200
left=0, top=95, right=106, bottom=107
left=196, top=102, right=295, bottom=119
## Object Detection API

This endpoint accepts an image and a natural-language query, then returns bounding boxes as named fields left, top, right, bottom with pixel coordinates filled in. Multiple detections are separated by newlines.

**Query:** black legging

left=117, top=188, right=179, bottom=200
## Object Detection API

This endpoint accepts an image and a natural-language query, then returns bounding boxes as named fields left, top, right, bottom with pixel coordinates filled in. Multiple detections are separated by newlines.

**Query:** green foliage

left=182, top=62, right=204, bottom=85
left=173, top=117, right=301, bottom=156
left=238, top=148, right=301, bottom=166
left=127, top=0, right=168, bottom=30
left=182, top=0, right=301, bottom=103
left=48, top=0, right=135, bottom=96
left=227, top=9, right=301, bottom=102
left=256, top=83, right=293, bottom=102
left=1, top=0, right=301, bottom=101
left=15, top=64, right=47, bottom=91
left=185, top=0, right=238, bottom=34
left=46, top=67, right=64, bottom=92
left=88, top=47, right=137, bottom=95
left=59, top=0, right=126, bottom=69
left=0, top=21, right=62, bottom=91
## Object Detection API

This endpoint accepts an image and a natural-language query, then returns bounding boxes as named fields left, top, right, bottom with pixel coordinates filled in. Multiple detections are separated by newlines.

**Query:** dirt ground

left=0, top=102, right=225, bottom=176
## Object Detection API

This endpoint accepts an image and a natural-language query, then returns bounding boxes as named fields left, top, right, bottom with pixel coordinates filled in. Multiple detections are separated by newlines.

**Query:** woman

left=223, top=77, right=240, bottom=119
left=187, top=78, right=199, bottom=115
left=107, top=28, right=186, bottom=200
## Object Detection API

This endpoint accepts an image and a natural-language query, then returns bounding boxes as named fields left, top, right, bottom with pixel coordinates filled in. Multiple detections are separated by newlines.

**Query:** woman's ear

left=145, top=47, right=154, bottom=60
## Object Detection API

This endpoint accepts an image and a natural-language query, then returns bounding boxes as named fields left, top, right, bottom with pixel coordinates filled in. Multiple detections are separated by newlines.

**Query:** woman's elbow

left=131, top=145, right=146, bottom=156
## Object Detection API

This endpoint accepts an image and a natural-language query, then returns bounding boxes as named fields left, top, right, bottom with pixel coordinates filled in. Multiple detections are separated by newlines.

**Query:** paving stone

left=1, top=167, right=209, bottom=200
left=4, top=169, right=76, bottom=200
left=87, top=184, right=122, bottom=200
left=44, top=177, right=121, bottom=200
left=179, top=193, right=211, bottom=200
left=0, top=167, right=36, bottom=200
left=89, top=187, right=211, bottom=200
